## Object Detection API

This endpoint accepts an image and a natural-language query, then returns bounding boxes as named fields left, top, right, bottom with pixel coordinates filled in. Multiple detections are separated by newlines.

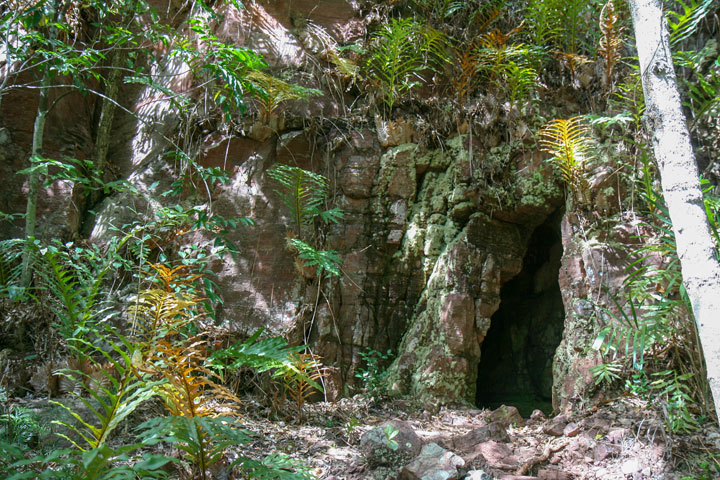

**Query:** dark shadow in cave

left=476, top=210, right=565, bottom=417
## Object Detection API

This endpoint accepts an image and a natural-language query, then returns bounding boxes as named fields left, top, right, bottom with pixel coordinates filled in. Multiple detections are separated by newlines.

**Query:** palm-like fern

left=539, top=117, right=592, bottom=200
left=365, top=18, right=448, bottom=116
left=267, top=165, right=343, bottom=236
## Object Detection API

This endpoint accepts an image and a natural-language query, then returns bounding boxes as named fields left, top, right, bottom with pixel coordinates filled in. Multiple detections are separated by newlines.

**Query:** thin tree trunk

left=20, top=70, right=51, bottom=288
left=89, top=50, right=124, bottom=207
left=630, top=0, right=720, bottom=423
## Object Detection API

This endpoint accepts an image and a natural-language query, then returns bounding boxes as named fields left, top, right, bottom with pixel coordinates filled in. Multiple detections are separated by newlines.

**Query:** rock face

left=0, top=0, right=647, bottom=411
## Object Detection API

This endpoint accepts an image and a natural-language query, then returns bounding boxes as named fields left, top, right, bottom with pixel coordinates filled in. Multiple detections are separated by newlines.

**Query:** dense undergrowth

left=0, top=0, right=719, bottom=477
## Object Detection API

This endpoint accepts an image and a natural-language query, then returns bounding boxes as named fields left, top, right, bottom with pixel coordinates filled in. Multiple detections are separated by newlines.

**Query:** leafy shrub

left=355, top=349, right=393, bottom=400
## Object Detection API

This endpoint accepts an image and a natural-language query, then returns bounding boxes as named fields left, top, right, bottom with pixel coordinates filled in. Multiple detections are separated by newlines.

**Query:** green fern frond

left=666, top=0, right=714, bottom=46
left=267, top=165, right=330, bottom=235
left=365, top=18, right=448, bottom=115
left=0, top=239, right=26, bottom=298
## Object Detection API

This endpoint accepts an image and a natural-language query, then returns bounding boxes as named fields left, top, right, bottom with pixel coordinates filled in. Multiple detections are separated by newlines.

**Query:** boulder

left=399, top=443, right=464, bottom=480
left=360, top=420, right=423, bottom=467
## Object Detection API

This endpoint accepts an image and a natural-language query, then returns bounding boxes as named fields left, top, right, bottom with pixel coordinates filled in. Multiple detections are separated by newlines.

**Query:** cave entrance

left=476, top=212, right=565, bottom=417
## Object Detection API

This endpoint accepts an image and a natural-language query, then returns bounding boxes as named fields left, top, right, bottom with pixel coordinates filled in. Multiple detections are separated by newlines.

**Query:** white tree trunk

left=630, top=0, right=720, bottom=423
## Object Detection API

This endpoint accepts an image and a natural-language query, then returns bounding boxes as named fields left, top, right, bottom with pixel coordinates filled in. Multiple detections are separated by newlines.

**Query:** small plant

left=383, top=424, right=399, bottom=451
left=281, top=352, right=326, bottom=423
left=355, top=349, right=392, bottom=400
left=590, top=361, right=622, bottom=386
left=267, top=165, right=344, bottom=278
left=267, top=165, right=343, bottom=237
left=681, top=453, right=720, bottom=480
left=0, top=388, right=47, bottom=447
left=651, top=370, right=699, bottom=433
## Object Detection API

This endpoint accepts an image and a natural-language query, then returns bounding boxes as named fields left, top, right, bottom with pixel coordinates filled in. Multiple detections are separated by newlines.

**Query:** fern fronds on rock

left=539, top=117, right=592, bottom=202
left=365, top=18, right=448, bottom=116
left=267, top=165, right=343, bottom=237
left=246, top=71, right=322, bottom=123
left=452, top=41, right=480, bottom=106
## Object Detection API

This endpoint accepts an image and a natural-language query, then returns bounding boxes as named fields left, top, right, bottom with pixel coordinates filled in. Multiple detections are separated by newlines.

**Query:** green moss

left=517, top=171, right=563, bottom=208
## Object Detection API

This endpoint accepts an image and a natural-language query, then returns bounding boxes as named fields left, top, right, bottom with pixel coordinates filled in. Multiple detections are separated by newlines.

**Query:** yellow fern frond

left=148, top=337, right=241, bottom=418
left=540, top=117, right=592, bottom=192
left=147, top=263, right=202, bottom=293
left=129, top=288, right=198, bottom=343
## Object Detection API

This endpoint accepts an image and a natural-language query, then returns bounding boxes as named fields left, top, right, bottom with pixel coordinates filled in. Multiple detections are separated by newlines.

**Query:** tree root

left=515, top=438, right=570, bottom=476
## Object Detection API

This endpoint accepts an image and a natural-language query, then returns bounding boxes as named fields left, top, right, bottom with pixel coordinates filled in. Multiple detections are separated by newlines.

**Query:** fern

left=246, top=71, right=322, bottom=122
left=598, top=0, right=623, bottom=88
left=502, top=60, right=537, bottom=108
left=139, top=416, right=249, bottom=480
left=281, top=352, right=326, bottom=423
left=128, top=289, right=198, bottom=346
left=539, top=116, right=592, bottom=200
left=207, top=328, right=303, bottom=374
left=451, top=41, right=480, bottom=106
left=235, top=453, right=315, bottom=479
left=0, top=239, right=25, bottom=299
left=289, top=239, right=342, bottom=278
left=365, top=18, right=448, bottom=115
left=147, top=337, right=241, bottom=419
left=34, top=242, right=116, bottom=357
left=267, top=165, right=343, bottom=237
left=666, top=0, right=715, bottom=47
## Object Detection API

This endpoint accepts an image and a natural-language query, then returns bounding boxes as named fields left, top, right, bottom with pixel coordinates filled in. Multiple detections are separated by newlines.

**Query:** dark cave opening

left=475, top=212, right=565, bottom=417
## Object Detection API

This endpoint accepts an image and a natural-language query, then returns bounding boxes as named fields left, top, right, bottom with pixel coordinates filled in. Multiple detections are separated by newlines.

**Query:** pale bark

left=630, top=0, right=720, bottom=423
left=20, top=69, right=50, bottom=288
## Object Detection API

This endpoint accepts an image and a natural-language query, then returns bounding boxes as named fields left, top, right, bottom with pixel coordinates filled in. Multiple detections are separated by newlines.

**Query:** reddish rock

left=488, top=405, right=524, bottom=427
left=537, top=468, right=574, bottom=479
left=563, top=422, right=580, bottom=437
left=466, top=441, right=519, bottom=470
left=543, top=416, right=568, bottom=437
left=593, top=443, right=620, bottom=462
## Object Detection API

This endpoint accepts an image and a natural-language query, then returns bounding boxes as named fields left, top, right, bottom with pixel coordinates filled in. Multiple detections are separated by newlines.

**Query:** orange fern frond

left=472, top=5, right=501, bottom=32
left=554, top=51, right=592, bottom=80
left=147, top=263, right=202, bottom=293
left=148, top=337, right=241, bottom=418
left=598, top=0, right=624, bottom=87
left=452, top=41, right=480, bottom=105
left=282, top=352, right=326, bottom=422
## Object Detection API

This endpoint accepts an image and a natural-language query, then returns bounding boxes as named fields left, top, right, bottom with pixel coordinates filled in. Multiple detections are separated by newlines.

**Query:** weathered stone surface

left=360, top=420, right=423, bottom=467
left=399, top=443, right=464, bottom=480
left=465, top=471, right=493, bottom=480
left=488, top=405, right=523, bottom=427
left=465, top=441, right=519, bottom=470
left=543, top=415, right=568, bottom=437
left=537, top=469, right=574, bottom=480
left=0, top=0, right=580, bottom=411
